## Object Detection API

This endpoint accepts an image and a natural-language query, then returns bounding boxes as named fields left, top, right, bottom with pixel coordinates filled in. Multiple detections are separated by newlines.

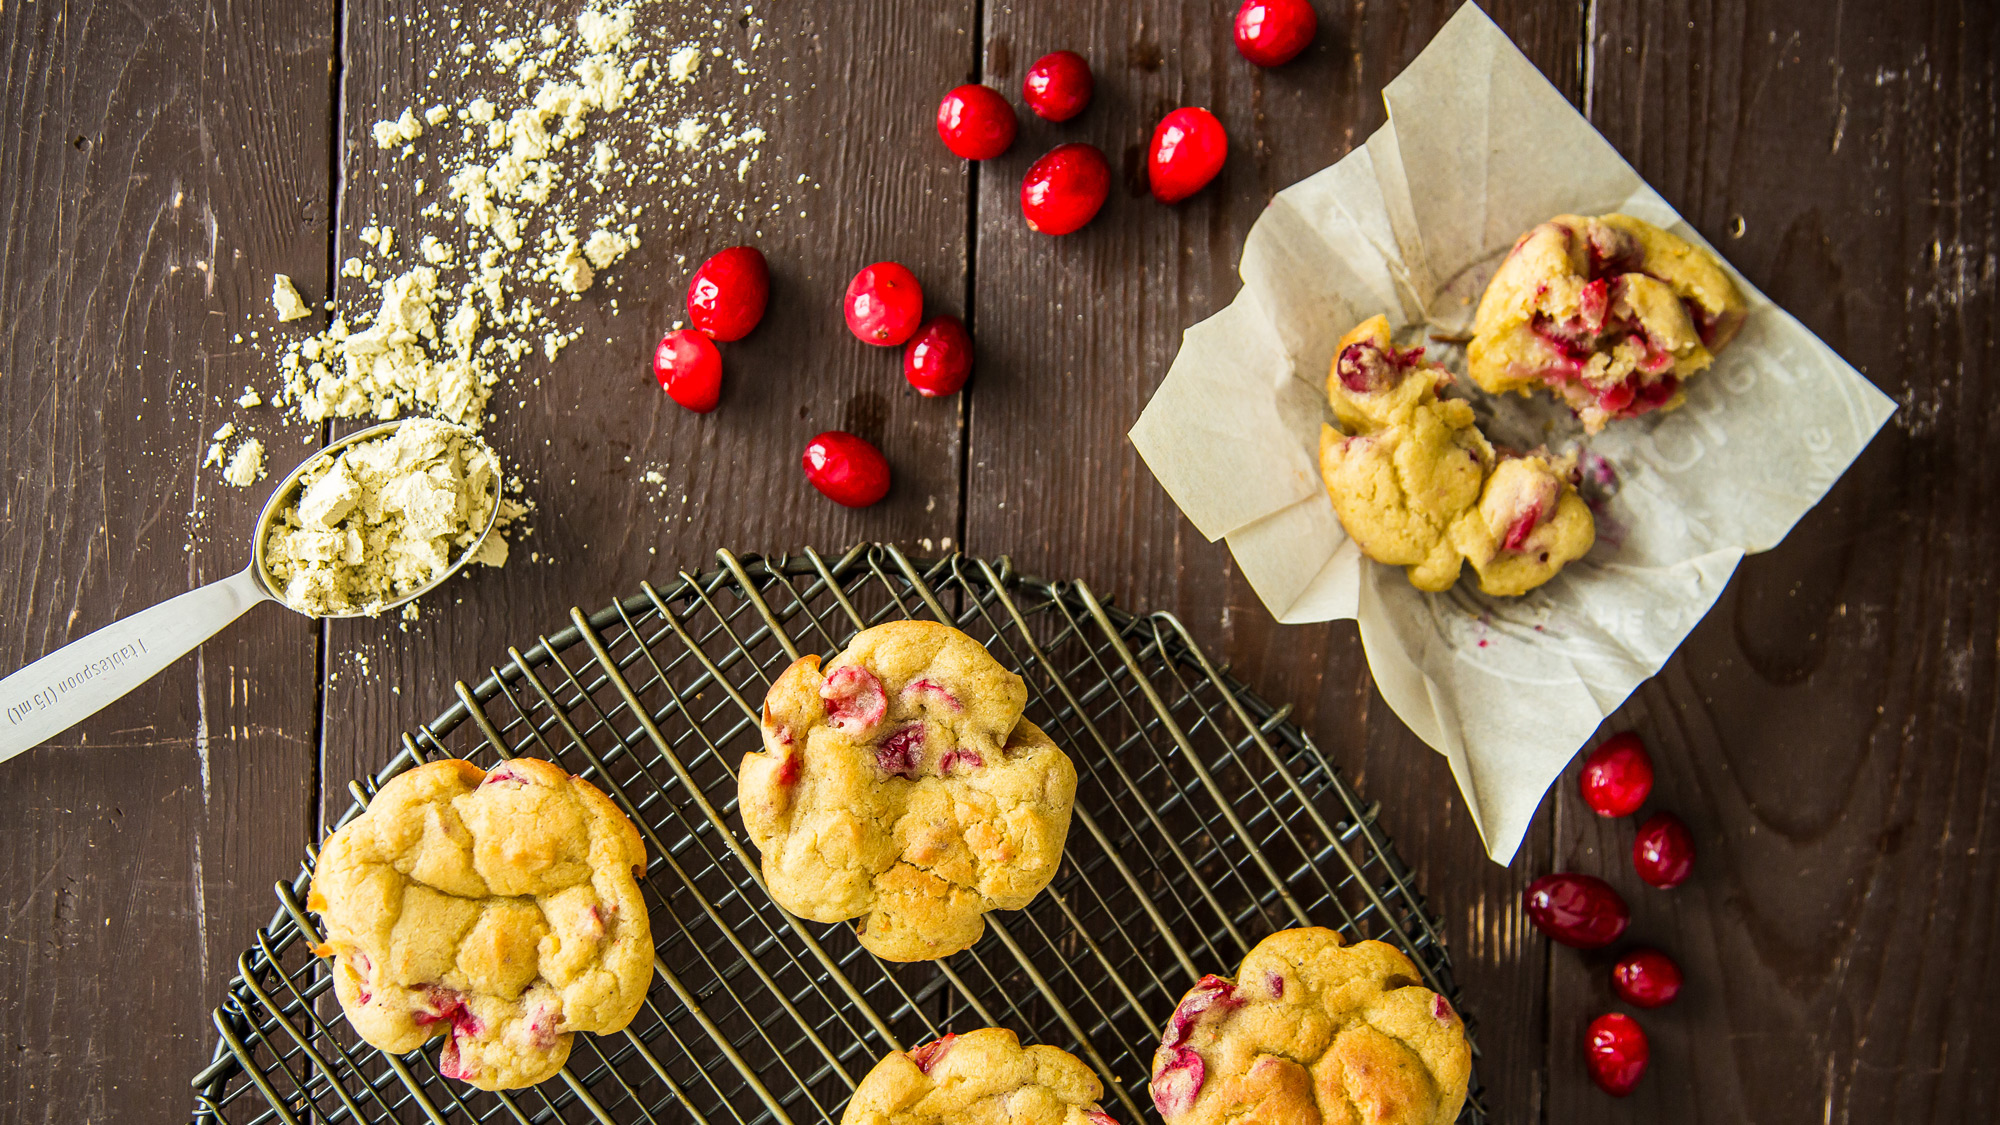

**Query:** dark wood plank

left=316, top=2, right=976, bottom=830
left=1545, top=2, right=2000, bottom=1121
left=965, top=2, right=1584, bottom=1120
left=0, top=0, right=332, bottom=1117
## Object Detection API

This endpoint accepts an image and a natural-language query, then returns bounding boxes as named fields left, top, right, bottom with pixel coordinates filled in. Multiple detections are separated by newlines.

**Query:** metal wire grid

left=191, top=545, right=1487, bottom=1125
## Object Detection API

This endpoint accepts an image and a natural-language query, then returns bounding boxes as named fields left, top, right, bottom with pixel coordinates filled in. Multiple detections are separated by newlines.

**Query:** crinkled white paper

left=1129, top=3, right=1895, bottom=864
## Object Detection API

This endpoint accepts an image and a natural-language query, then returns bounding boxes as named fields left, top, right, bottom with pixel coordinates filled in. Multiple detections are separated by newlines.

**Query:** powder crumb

left=224, top=439, right=266, bottom=487
left=372, top=108, right=423, bottom=149
left=272, top=274, right=311, bottom=321
left=671, top=116, right=709, bottom=151
left=582, top=228, right=630, bottom=270
left=237, top=387, right=263, bottom=409
left=424, top=104, right=449, bottom=126
left=577, top=7, right=633, bottom=53
left=667, top=44, right=701, bottom=83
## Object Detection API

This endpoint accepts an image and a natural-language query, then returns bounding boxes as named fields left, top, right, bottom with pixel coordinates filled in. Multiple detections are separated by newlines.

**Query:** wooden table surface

left=3, top=0, right=1994, bottom=1120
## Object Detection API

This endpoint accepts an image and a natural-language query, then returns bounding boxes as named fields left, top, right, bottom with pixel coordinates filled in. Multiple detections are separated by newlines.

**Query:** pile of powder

left=262, top=420, right=514, bottom=617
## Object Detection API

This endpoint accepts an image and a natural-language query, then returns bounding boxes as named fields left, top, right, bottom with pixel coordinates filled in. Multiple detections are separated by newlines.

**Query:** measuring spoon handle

left=0, top=566, right=276, bottom=765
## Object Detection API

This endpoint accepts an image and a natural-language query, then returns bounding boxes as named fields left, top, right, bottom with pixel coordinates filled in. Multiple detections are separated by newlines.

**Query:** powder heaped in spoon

left=263, top=420, right=503, bottom=617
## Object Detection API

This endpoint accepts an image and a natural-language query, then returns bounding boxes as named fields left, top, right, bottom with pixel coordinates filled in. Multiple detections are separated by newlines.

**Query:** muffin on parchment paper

left=840, top=1027, right=1119, bottom=1125
left=1149, top=927, right=1470, bottom=1125
left=1320, top=315, right=1594, bottom=596
left=1469, top=212, right=1746, bottom=433
left=739, top=620, right=1077, bottom=962
left=307, top=757, right=650, bottom=1091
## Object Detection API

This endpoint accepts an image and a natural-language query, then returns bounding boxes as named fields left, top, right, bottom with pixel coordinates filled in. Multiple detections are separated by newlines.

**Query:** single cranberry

left=1023, top=50, right=1093, bottom=121
left=653, top=329, right=723, bottom=413
left=1580, top=731, right=1654, bottom=817
left=1611, top=949, right=1684, bottom=1008
left=1021, top=143, right=1110, bottom=235
left=1149, top=1046, right=1205, bottom=1117
left=1633, top=811, right=1696, bottom=888
left=686, top=246, right=769, bottom=341
left=1233, top=0, right=1318, bottom=67
left=844, top=262, right=924, bottom=347
left=935, top=84, right=1017, bottom=160
left=903, top=315, right=973, bottom=396
left=802, top=431, right=891, bottom=508
left=907, top=1032, right=956, bottom=1073
left=1584, top=1012, right=1649, bottom=1096
left=1523, top=873, right=1629, bottom=948
left=1148, top=107, right=1227, bottom=204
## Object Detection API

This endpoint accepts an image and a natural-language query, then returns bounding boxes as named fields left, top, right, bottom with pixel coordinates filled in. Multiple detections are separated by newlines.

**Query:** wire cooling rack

left=191, top=546, right=1486, bottom=1125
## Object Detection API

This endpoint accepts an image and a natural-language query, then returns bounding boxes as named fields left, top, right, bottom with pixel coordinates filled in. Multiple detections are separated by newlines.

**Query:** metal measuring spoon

left=0, top=419, right=502, bottom=764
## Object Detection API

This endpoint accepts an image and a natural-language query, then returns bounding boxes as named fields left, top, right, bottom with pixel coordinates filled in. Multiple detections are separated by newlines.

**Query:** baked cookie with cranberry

left=841, top=1027, right=1119, bottom=1125
left=740, top=620, right=1077, bottom=962
left=1319, top=316, right=1494, bottom=592
left=307, top=758, right=651, bottom=1091
left=1449, top=451, right=1596, bottom=598
left=1469, top=213, right=1747, bottom=432
left=1149, top=927, right=1470, bottom=1125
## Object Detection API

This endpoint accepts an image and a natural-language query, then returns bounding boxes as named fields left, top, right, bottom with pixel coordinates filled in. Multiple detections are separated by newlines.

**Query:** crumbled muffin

left=1469, top=213, right=1746, bottom=432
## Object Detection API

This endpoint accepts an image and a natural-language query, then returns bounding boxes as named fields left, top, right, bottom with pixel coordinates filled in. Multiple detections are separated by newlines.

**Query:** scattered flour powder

left=229, top=0, right=780, bottom=594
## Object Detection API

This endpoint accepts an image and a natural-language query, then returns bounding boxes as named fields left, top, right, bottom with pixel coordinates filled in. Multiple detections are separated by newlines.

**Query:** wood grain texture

left=3, top=0, right=1996, bottom=1121
left=1547, top=2, right=2000, bottom=1121
left=0, top=0, right=332, bottom=1118
left=963, top=2, right=1583, bottom=1118
left=314, top=0, right=976, bottom=832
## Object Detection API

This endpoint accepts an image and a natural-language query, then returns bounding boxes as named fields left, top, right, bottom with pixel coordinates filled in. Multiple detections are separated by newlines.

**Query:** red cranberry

left=1023, top=50, right=1093, bottom=121
left=686, top=246, right=769, bottom=342
left=1633, top=811, right=1696, bottom=888
left=907, top=1032, right=956, bottom=1073
left=1233, top=0, right=1318, bottom=67
left=1021, top=143, right=1110, bottom=235
left=903, top=315, right=973, bottom=397
left=1580, top=731, right=1653, bottom=817
left=802, top=431, right=891, bottom=508
left=653, top=330, right=723, bottom=413
left=1148, top=107, right=1227, bottom=204
left=1523, top=873, right=1629, bottom=948
left=1611, top=949, right=1683, bottom=1009
left=1584, top=1012, right=1649, bottom=1096
left=935, top=84, right=1016, bottom=160
left=844, top=262, right=924, bottom=347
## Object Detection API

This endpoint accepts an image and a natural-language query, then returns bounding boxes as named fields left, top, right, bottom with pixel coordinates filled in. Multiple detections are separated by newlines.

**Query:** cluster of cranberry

left=937, top=0, right=1319, bottom=233
left=647, top=0, right=1321, bottom=508
left=1522, top=732, right=1697, bottom=1097
left=650, top=249, right=963, bottom=508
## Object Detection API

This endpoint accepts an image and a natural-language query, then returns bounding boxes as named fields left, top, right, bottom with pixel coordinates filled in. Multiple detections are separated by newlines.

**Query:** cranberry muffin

left=740, top=620, right=1077, bottom=962
left=841, top=1027, right=1119, bottom=1125
left=308, top=758, right=651, bottom=1090
left=1149, top=927, right=1470, bottom=1125
left=1469, top=213, right=1746, bottom=432
left=1319, top=315, right=1494, bottom=592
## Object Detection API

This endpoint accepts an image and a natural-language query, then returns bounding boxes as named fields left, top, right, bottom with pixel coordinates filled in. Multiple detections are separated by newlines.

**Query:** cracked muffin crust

left=307, top=758, right=651, bottom=1090
left=1469, top=213, right=1747, bottom=432
left=1319, top=315, right=1495, bottom=592
left=840, top=1027, right=1119, bottom=1125
left=740, top=620, right=1077, bottom=962
left=1148, top=927, right=1470, bottom=1125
